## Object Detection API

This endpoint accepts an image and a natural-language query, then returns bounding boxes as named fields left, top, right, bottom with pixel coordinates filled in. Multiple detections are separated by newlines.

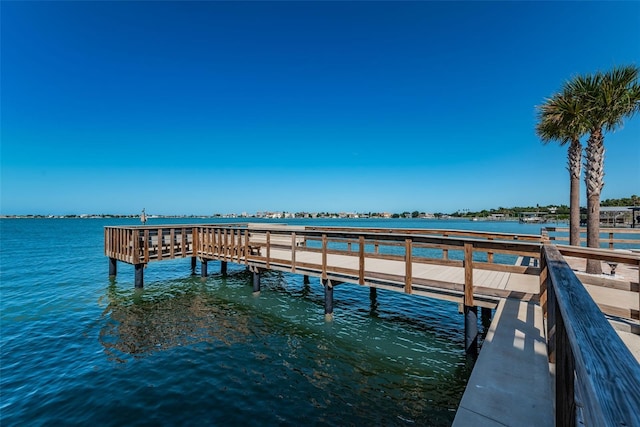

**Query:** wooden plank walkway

left=453, top=299, right=553, bottom=426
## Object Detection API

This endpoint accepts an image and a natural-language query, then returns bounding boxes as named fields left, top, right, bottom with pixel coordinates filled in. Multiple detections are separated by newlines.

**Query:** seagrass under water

left=0, top=218, right=544, bottom=426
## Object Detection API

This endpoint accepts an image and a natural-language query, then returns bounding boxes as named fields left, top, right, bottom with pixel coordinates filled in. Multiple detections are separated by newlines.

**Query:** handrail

left=543, top=227, right=640, bottom=249
left=555, top=244, right=640, bottom=266
left=541, top=244, right=640, bottom=426
left=306, top=225, right=543, bottom=242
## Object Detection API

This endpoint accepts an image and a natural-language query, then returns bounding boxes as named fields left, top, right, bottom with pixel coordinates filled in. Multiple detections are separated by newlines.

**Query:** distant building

left=599, top=206, right=635, bottom=226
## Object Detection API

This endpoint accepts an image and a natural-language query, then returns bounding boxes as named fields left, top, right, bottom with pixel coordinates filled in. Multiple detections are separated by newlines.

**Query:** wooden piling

left=191, top=257, right=197, bottom=275
left=370, top=286, right=377, bottom=303
left=323, top=279, right=334, bottom=320
left=481, top=306, right=492, bottom=325
left=464, top=305, right=478, bottom=357
left=109, top=257, right=117, bottom=277
left=370, top=286, right=378, bottom=313
left=201, top=259, right=208, bottom=278
left=134, top=264, right=144, bottom=288
left=252, top=270, right=261, bottom=293
left=221, top=261, right=228, bottom=276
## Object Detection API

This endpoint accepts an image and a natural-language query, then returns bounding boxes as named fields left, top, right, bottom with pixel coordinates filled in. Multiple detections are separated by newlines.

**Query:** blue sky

left=2, top=1, right=639, bottom=215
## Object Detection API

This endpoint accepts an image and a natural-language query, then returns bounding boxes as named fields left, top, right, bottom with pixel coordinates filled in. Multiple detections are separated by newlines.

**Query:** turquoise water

left=0, top=218, right=545, bottom=426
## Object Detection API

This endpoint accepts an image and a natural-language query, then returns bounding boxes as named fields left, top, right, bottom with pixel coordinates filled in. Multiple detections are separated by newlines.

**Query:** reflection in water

left=100, top=277, right=253, bottom=361
left=98, top=270, right=472, bottom=425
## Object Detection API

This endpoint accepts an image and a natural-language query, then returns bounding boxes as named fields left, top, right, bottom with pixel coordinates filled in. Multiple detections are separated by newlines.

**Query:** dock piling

left=191, top=257, right=197, bottom=275
left=481, top=306, right=492, bottom=328
left=201, top=259, right=208, bottom=278
left=221, top=261, right=228, bottom=276
left=323, top=279, right=334, bottom=321
left=134, top=264, right=144, bottom=288
left=109, top=257, right=117, bottom=277
left=369, top=286, right=379, bottom=315
left=464, top=305, right=478, bottom=357
left=252, top=269, right=261, bottom=293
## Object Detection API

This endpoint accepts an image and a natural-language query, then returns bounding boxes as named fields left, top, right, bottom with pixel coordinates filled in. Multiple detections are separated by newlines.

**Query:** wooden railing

left=554, top=244, right=640, bottom=321
left=543, top=227, right=640, bottom=250
left=541, top=244, right=640, bottom=426
left=193, top=226, right=543, bottom=306
left=105, top=224, right=543, bottom=304
left=105, top=225, right=198, bottom=264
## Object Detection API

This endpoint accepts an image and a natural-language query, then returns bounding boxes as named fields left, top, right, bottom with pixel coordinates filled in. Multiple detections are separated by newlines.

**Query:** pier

left=105, top=224, right=640, bottom=426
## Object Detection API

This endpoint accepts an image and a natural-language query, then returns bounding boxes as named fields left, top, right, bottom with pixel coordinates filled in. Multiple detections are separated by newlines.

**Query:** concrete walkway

left=453, top=299, right=553, bottom=426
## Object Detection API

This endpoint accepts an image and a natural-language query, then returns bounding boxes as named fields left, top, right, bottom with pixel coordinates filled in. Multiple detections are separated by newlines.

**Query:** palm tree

left=565, top=65, right=640, bottom=274
left=536, top=91, right=588, bottom=246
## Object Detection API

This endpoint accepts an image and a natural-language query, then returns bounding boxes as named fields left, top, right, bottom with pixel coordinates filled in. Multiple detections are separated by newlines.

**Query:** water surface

left=1, top=218, right=545, bottom=425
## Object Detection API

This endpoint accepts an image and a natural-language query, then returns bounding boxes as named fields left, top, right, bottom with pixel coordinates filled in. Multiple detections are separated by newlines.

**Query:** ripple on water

left=1, top=219, right=475, bottom=426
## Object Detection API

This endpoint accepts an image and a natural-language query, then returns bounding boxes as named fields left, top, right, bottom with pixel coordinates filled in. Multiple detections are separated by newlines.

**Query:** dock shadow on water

left=98, top=269, right=472, bottom=426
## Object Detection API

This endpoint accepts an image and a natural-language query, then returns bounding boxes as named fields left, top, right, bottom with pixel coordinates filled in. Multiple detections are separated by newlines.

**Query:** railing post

left=266, top=231, right=271, bottom=269
left=230, top=229, right=235, bottom=261
left=321, top=234, right=327, bottom=280
left=487, top=237, right=494, bottom=263
left=143, top=229, right=150, bottom=264
left=291, top=232, right=297, bottom=273
left=244, top=229, right=249, bottom=265
left=169, top=228, right=175, bottom=258
left=133, top=229, right=140, bottom=264
left=359, top=235, right=365, bottom=285
left=104, top=228, right=109, bottom=258
left=157, top=228, right=163, bottom=261
left=541, top=228, right=549, bottom=243
left=404, top=239, right=412, bottom=294
left=464, top=242, right=477, bottom=356
left=464, top=243, right=474, bottom=306
left=181, top=227, right=187, bottom=257
left=192, top=227, right=199, bottom=258
left=224, top=228, right=229, bottom=260
left=443, top=233, right=449, bottom=260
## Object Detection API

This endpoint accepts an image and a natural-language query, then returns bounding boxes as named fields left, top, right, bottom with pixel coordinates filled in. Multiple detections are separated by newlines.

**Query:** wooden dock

left=104, top=223, right=640, bottom=426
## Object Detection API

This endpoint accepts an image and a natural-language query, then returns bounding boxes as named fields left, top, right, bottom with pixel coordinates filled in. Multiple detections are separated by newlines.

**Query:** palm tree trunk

left=585, top=129, right=604, bottom=274
left=568, top=139, right=582, bottom=246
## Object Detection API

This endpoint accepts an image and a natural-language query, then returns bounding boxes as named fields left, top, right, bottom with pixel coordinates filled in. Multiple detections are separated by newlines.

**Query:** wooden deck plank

left=453, top=299, right=553, bottom=427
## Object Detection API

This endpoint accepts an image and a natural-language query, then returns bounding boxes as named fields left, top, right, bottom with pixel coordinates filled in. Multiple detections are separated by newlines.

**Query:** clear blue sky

left=2, top=1, right=639, bottom=215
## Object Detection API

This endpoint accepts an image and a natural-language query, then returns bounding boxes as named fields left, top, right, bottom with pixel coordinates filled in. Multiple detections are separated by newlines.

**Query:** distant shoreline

left=0, top=214, right=567, bottom=224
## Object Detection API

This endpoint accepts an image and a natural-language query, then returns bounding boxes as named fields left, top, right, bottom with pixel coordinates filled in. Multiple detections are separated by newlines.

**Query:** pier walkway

left=104, top=224, right=640, bottom=426
left=453, top=299, right=553, bottom=426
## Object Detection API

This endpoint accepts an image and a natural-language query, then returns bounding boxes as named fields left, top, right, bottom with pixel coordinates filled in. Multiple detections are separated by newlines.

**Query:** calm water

left=0, top=218, right=545, bottom=426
